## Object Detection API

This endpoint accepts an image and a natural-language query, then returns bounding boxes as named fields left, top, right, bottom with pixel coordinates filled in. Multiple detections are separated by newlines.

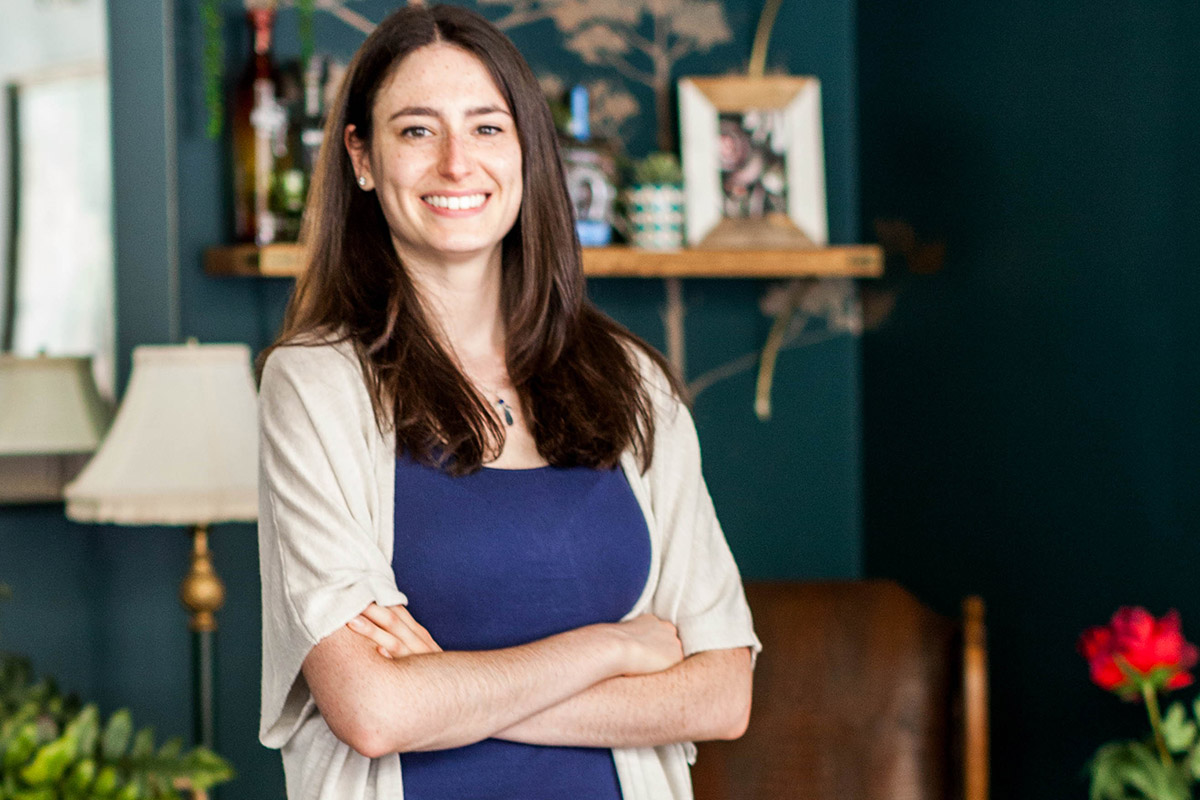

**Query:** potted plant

left=625, top=152, right=685, bottom=250
left=0, top=587, right=234, bottom=800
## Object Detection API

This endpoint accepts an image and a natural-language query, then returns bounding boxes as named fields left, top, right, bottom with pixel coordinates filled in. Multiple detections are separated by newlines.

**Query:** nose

left=438, top=133, right=473, bottom=181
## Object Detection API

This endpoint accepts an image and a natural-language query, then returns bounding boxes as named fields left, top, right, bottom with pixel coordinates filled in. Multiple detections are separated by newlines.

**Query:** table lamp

left=64, top=340, right=258, bottom=750
left=0, top=354, right=112, bottom=502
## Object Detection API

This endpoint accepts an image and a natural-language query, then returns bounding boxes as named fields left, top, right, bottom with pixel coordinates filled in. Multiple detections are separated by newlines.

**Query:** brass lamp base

left=180, top=524, right=226, bottom=632
left=178, top=524, right=225, bottom=752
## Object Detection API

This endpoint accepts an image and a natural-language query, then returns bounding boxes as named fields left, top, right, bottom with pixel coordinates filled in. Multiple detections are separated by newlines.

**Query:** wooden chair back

left=691, top=580, right=988, bottom=800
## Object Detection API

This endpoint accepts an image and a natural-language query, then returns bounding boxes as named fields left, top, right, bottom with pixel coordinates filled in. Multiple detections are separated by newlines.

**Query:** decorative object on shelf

left=0, top=355, right=112, bottom=503
left=0, top=589, right=234, bottom=800
left=678, top=0, right=826, bottom=251
left=560, top=85, right=618, bottom=246
left=679, top=75, right=827, bottom=250
left=625, top=152, right=684, bottom=250
left=64, top=341, right=259, bottom=752
left=1078, top=606, right=1200, bottom=800
left=231, top=6, right=293, bottom=245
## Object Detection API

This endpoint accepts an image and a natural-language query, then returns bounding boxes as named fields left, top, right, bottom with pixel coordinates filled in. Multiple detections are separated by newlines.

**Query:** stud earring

left=357, top=176, right=368, bottom=188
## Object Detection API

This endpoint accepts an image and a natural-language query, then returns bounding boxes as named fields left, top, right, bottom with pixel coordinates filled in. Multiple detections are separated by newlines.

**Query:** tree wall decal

left=480, top=0, right=732, bottom=151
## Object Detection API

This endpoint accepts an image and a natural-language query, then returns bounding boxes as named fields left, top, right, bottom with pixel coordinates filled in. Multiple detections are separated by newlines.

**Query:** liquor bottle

left=299, top=56, right=326, bottom=178
left=230, top=8, right=291, bottom=245
left=559, top=85, right=617, bottom=246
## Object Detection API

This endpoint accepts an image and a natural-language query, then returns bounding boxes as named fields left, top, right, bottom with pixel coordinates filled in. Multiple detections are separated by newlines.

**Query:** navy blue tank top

left=392, top=453, right=652, bottom=800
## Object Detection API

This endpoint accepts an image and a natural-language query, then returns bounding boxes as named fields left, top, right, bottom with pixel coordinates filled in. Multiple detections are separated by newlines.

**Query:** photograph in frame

left=679, top=76, right=828, bottom=250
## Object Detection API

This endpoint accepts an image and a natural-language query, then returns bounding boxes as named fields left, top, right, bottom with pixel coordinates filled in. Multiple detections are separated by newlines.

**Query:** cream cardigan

left=257, top=338, right=761, bottom=800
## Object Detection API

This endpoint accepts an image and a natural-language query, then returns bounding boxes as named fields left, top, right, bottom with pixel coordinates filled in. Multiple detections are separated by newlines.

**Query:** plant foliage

left=631, top=152, right=683, bottom=186
left=0, top=601, right=233, bottom=800
left=1089, top=700, right=1200, bottom=800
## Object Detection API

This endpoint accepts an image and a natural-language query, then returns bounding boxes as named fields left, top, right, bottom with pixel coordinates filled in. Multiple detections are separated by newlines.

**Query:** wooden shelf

left=581, top=245, right=882, bottom=278
left=205, top=242, right=883, bottom=279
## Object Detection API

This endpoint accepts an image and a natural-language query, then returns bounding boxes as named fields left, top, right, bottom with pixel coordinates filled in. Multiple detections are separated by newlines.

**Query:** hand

left=611, top=614, right=684, bottom=676
left=346, top=603, right=442, bottom=660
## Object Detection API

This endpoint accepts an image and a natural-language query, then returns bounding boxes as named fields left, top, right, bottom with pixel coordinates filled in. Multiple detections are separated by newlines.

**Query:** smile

left=422, top=193, right=488, bottom=211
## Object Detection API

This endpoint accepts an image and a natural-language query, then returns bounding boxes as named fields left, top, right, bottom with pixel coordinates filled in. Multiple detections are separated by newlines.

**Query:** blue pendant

left=496, top=398, right=514, bottom=426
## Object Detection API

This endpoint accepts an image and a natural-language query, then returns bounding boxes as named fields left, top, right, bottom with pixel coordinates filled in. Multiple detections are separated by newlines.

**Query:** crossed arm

left=301, top=603, right=753, bottom=758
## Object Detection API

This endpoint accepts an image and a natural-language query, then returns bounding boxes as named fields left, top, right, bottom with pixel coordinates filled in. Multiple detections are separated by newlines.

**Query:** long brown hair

left=260, top=4, right=681, bottom=474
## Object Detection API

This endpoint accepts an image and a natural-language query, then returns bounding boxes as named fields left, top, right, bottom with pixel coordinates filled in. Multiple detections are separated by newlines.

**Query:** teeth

left=424, top=193, right=487, bottom=210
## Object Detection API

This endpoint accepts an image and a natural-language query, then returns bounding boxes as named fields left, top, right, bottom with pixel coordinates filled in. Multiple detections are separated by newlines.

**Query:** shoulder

left=259, top=336, right=374, bottom=423
left=261, top=335, right=362, bottom=390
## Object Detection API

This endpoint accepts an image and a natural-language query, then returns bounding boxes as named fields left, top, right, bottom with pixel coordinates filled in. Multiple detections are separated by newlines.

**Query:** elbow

left=347, top=731, right=393, bottom=760
left=325, top=705, right=422, bottom=758
left=335, top=717, right=423, bottom=759
left=326, top=713, right=395, bottom=759
left=712, top=657, right=753, bottom=741
left=717, top=695, right=752, bottom=740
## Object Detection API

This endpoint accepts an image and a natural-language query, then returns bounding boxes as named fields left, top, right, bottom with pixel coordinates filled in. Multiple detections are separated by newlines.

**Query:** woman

left=257, top=5, right=760, bottom=800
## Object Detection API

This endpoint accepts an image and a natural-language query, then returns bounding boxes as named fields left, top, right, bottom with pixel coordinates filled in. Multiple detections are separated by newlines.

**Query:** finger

left=378, top=604, right=442, bottom=653
left=361, top=604, right=439, bottom=654
left=346, top=615, right=411, bottom=658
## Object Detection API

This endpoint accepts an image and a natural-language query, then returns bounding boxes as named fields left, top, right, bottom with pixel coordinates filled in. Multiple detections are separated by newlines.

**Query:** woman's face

left=347, top=43, right=524, bottom=268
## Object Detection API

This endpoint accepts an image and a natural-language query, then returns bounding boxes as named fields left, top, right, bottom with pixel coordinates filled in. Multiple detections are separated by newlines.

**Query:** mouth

left=421, top=193, right=490, bottom=212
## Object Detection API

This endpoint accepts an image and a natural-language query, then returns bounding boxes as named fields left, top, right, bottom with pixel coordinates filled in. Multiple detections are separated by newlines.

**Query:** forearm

left=493, top=647, right=753, bottom=748
left=305, top=624, right=629, bottom=756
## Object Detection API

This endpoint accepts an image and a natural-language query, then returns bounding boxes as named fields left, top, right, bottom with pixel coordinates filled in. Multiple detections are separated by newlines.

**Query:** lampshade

left=64, top=340, right=258, bottom=525
left=0, top=354, right=113, bottom=502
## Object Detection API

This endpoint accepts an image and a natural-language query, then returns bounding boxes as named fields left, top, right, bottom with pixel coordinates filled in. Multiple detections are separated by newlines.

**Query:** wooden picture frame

left=678, top=76, right=828, bottom=249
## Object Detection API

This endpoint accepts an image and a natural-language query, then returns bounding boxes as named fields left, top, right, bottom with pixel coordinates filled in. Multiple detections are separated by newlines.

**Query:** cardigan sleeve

left=257, top=344, right=407, bottom=748
left=639, top=356, right=762, bottom=660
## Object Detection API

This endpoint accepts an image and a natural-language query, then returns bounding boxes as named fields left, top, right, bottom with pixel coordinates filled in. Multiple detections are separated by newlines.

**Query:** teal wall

left=1, top=0, right=865, bottom=797
left=858, top=1, right=1200, bottom=798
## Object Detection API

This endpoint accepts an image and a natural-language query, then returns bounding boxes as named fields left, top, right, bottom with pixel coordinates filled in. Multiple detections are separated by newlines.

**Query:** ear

left=344, top=124, right=375, bottom=191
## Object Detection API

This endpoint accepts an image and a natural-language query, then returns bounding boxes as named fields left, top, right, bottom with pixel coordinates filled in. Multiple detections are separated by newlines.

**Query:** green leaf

left=92, top=765, right=120, bottom=797
left=114, top=776, right=143, bottom=800
left=1088, top=740, right=1190, bottom=800
left=2, top=724, right=36, bottom=773
left=129, top=728, right=154, bottom=761
left=63, top=757, right=95, bottom=793
left=174, top=747, right=234, bottom=791
left=19, top=735, right=77, bottom=787
left=1162, top=701, right=1197, bottom=753
left=100, top=710, right=132, bottom=761
left=64, top=705, right=99, bottom=757
left=9, top=789, right=54, bottom=800
left=155, top=737, right=182, bottom=761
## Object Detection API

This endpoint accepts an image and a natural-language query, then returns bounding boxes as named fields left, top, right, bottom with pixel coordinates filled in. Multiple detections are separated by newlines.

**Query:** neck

left=400, top=246, right=506, bottom=373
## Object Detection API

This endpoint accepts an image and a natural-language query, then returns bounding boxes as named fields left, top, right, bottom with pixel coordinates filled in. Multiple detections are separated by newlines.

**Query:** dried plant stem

left=754, top=303, right=793, bottom=420
left=748, top=0, right=785, bottom=79
left=662, top=278, right=687, bottom=379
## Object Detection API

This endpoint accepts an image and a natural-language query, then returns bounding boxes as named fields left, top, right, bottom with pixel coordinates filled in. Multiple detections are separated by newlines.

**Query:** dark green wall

left=1, top=0, right=866, bottom=797
left=858, top=1, right=1200, bottom=797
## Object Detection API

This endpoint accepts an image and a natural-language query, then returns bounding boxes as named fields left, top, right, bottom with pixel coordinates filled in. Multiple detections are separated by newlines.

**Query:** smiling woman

left=344, top=43, right=524, bottom=282
left=254, top=6, right=759, bottom=800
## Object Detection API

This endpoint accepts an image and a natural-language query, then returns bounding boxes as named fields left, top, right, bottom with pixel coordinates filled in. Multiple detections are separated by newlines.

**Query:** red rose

left=1078, top=607, right=1199, bottom=697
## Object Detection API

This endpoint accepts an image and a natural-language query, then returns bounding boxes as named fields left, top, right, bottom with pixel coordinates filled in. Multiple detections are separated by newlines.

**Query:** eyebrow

left=387, top=105, right=512, bottom=123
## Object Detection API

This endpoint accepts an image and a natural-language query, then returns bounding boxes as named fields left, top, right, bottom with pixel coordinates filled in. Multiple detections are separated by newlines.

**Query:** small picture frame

left=678, top=76, right=828, bottom=249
